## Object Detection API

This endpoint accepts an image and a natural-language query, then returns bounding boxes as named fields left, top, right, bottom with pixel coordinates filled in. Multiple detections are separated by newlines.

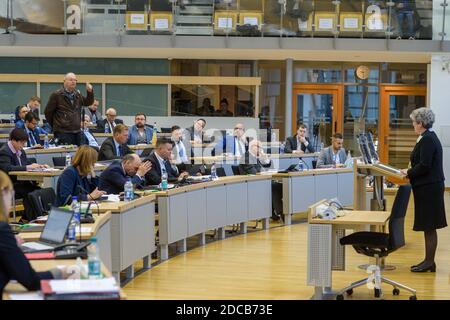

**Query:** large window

left=106, top=84, right=167, bottom=116
left=0, top=83, right=36, bottom=114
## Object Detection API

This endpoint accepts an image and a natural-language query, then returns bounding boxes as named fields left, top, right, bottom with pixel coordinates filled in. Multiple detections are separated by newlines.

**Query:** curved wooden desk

left=272, top=168, right=354, bottom=225
left=93, top=195, right=156, bottom=282
left=146, top=175, right=272, bottom=261
left=23, top=146, right=77, bottom=166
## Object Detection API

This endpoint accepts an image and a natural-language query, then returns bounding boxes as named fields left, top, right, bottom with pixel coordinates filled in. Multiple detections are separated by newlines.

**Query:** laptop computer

left=21, top=207, right=73, bottom=253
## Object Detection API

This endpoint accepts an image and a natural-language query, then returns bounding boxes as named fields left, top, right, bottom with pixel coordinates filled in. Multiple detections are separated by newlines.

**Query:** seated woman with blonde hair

left=0, top=171, right=71, bottom=298
left=55, top=145, right=106, bottom=207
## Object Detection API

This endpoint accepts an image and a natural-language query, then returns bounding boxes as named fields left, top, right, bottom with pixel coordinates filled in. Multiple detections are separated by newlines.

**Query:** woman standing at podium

left=401, top=107, right=447, bottom=273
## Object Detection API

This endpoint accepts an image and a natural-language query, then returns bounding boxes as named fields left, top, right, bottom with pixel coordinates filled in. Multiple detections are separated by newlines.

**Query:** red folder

left=25, top=252, right=56, bottom=260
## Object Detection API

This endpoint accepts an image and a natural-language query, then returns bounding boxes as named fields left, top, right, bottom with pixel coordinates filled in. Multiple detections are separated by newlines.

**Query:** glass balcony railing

left=0, top=0, right=441, bottom=41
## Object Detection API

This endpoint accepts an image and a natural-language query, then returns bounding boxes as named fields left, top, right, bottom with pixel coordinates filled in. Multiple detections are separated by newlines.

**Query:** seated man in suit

left=99, top=153, right=152, bottom=194
left=0, top=129, right=48, bottom=222
left=98, top=124, right=133, bottom=161
left=316, top=133, right=347, bottom=168
left=96, top=107, right=124, bottom=133
left=238, top=139, right=283, bottom=220
left=284, top=123, right=315, bottom=154
left=171, top=125, right=189, bottom=165
left=84, top=99, right=102, bottom=125
left=127, top=113, right=154, bottom=145
left=80, top=115, right=100, bottom=150
left=14, top=105, right=29, bottom=129
left=144, top=137, right=189, bottom=186
left=215, top=122, right=248, bottom=157
left=23, top=112, right=43, bottom=148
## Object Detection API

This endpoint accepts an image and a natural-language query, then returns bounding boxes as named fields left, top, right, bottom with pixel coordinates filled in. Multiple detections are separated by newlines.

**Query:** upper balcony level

left=1, top=0, right=450, bottom=61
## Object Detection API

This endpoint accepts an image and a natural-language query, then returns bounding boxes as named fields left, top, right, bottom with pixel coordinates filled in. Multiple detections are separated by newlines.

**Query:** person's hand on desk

left=31, top=144, right=43, bottom=149
left=89, top=188, right=106, bottom=200
left=293, top=150, right=305, bottom=155
left=26, top=163, right=47, bottom=171
left=137, top=161, right=152, bottom=177
left=15, top=235, right=24, bottom=246
left=178, top=172, right=189, bottom=180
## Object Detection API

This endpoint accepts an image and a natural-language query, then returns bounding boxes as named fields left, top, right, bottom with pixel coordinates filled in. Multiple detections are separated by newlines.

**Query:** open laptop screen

left=40, top=208, right=73, bottom=244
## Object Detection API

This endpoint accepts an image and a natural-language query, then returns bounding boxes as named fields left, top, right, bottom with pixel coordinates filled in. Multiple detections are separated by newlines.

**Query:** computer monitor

left=40, top=207, right=74, bottom=245
left=357, top=133, right=372, bottom=164
left=366, top=132, right=379, bottom=163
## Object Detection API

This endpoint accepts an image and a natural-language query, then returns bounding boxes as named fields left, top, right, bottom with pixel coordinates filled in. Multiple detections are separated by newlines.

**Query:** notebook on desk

left=21, top=208, right=73, bottom=253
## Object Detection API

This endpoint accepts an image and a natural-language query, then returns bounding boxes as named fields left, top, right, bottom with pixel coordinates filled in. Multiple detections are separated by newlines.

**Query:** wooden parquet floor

left=123, top=193, right=450, bottom=300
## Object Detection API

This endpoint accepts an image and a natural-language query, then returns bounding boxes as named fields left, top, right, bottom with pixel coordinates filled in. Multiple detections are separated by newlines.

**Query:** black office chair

left=216, top=167, right=226, bottom=177
left=28, top=188, right=56, bottom=218
left=336, top=184, right=417, bottom=300
left=53, top=156, right=66, bottom=167
left=231, top=165, right=242, bottom=175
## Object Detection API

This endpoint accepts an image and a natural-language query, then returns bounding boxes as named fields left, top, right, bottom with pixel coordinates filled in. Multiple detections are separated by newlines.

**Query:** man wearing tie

left=284, top=123, right=315, bottom=154
left=170, top=125, right=189, bottom=164
left=96, top=107, right=123, bottom=133
left=80, top=115, right=99, bottom=150
left=144, top=137, right=189, bottom=185
left=23, top=112, right=43, bottom=148
left=0, top=129, right=48, bottom=222
left=216, top=123, right=247, bottom=156
left=98, top=124, right=133, bottom=161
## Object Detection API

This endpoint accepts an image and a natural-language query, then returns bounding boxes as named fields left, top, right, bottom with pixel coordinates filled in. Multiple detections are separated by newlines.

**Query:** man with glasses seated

left=215, top=123, right=248, bottom=157
left=23, top=112, right=43, bottom=148
left=185, top=118, right=208, bottom=144
left=127, top=113, right=154, bottom=145
left=98, top=124, right=133, bottom=161
left=81, top=115, right=99, bottom=150
left=96, top=107, right=123, bottom=134
left=316, top=133, right=347, bottom=168
left=170, top=125, right=189, bottom=165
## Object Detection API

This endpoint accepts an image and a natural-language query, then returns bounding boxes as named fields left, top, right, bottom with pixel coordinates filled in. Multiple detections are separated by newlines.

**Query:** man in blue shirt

left=23, top=112, right=43, bottom=148
left=14, top=105, right=29, bottom=129
left=80, top=115, right=99, bottom=150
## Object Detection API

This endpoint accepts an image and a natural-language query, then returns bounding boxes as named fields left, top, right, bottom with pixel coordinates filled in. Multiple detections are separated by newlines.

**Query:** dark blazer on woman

left=407, top=130, right=445, bottom=187
left=407, top=129, right=447, bottom=231
left=0, top=222, right=53, bottom=299
left=55, top=165, right=99, bottom=206
left=284, top=135, right=315, bottom=153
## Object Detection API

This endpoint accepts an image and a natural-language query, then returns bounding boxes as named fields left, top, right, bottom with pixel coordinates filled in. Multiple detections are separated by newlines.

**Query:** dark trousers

left=55, top=132, right=81, bottom=146
left=272, top=181, right=283, bottom=217
left=14, top=182, right=40, bottom=221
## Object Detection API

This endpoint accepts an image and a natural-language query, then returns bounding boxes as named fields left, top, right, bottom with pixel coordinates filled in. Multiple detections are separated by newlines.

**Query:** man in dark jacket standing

left=44, top=72, right=94, bottom=146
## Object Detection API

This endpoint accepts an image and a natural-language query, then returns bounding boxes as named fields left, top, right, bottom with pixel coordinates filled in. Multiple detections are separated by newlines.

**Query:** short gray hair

left=410, top=107, right=435, bottom=129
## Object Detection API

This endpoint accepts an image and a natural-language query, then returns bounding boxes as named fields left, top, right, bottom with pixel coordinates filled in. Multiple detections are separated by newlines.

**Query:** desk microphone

left=77, top=185, right=100, bottom=217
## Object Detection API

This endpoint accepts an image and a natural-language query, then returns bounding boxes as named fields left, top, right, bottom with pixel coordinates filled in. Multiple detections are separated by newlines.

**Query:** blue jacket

left=99, top=160, right=145, bottom=194
left=127, top=125, right=154, bottom=145
left=0, top=222, right=53, bottom=299
left=16, top=121, right=48, bottom=136
left=55, top=166, right=99, bottom=206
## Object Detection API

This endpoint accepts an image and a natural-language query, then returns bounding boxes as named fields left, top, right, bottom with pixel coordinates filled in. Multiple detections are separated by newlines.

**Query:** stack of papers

left=40, top=277, right=120, bottom=300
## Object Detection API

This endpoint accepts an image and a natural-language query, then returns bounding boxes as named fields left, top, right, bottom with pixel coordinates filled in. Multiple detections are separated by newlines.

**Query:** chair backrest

left=28, top=157, right=37, bottom=164
left=216, top=167, right=226, bottom=177
left=28, top=188, right=56, bottom=217
left=231, top=165, right=242, bottom=175
left=52, top=156, right=66, bottom=167
left=388, top=184, right=411, bottom=250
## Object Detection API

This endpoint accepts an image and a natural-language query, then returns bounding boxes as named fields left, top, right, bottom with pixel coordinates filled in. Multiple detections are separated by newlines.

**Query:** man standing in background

left=44, top=72, right=94, bottom=145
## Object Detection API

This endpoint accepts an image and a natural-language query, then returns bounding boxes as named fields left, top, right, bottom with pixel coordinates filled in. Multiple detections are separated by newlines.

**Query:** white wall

left=429, top=55, right=450, bottom=187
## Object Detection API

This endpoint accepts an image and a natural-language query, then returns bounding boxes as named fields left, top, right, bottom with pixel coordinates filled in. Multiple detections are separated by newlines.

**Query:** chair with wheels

left=27, top=188, right=56, bottom=218
left=335, top=184, right=417, bottom=300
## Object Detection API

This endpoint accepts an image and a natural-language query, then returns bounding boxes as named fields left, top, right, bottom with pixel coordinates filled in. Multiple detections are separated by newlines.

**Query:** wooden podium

left=354, top=160, right=407, bottom=211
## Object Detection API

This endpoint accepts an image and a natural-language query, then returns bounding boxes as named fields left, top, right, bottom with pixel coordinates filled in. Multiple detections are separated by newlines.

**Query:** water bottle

left=320, top=142, right=325, bottom=151
left=87, top=237, right=102, bottom=279
left=298, top=160, right=305, bottom=171
left=345, top=150, right=353, bottom=168
left=10, top=113, right=15, bottom=124
left=152, top=122, right=158, bottom=145
left=211, top=163, right=218, bottom=180
left=65, top=153, right=71, bottom=167
left=44, top=133, right=49, bottom=148
left=124, top=178, right=134, bottom=202
left=67, top=196, right=80, bottom=243
left=161, top=171, right=168, bottom=190
left=279, top=142, right=285, bottom=154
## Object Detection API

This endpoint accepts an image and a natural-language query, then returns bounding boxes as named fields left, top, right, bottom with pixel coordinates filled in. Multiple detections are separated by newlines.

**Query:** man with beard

left=127, top=113, right=154, bottom=145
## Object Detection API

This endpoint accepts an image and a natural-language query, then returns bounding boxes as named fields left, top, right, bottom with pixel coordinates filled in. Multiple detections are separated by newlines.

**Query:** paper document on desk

left=104, top=194, right=120, bottom=202
left=76, top=227, right=92, bottom=234
left=9, top=292, right=44, bottom=300
left=27, top=167, right=60, bottom=172
left=46, top=277, right=118, bottom=294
